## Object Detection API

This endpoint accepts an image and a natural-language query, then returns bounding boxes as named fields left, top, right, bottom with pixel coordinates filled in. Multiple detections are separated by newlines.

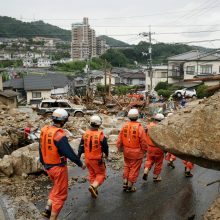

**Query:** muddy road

left=35, top=158, right=220, bottom=220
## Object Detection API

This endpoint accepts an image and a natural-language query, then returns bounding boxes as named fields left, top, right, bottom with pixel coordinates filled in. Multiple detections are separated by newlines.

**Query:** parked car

left=37, top=99, right=85, bottom=117
left=173, top=88, right=197, bottom=98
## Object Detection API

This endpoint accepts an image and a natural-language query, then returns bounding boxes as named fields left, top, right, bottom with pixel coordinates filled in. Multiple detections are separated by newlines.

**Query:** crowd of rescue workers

left=39, top=107, right=194, bottom=220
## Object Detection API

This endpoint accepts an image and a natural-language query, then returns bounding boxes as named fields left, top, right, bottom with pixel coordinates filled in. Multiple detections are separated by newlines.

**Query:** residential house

left=3, top=73, right=70, bottom=104
left=89, top=70, right=120, bottom=88
left=45, top=73, right=69, bottom=96
left=72, top=76, right=87, bottom=96
left=144, top=65, right=168, bottom=91
left=24, top=75, right=53, bottom=104
left=168, top=50, right=220, bottom=86
left=119, top=71, right=145, bottom=86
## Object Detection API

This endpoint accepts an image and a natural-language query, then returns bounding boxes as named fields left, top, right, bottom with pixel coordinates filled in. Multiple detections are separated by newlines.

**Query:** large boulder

left=149, top=92, right=220, bottom=170
left=0, top=143, right=43, bottom=177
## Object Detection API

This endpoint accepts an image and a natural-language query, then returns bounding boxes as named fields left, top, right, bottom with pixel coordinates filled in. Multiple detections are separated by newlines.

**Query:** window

left=200, top=65, right=212, bottom=75
left=32, top=92, right=41, bottom=98
left=139, top=79, right=145, bottom=85
left=186, top=66, right=195, bottom=75
left=57, top=102, right=71, bottom=108
left=127, top=79, right=132, bottom=85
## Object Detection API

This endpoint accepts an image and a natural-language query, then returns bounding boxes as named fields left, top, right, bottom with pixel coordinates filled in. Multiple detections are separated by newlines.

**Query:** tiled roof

left=45, top=73, right=68, bottom=89
left=120, top=72, right=145, bottom=79
left=168, top=50, right=220, bottom=61
left=3, top=78, right=24, bottom=89
left=24, top=75, right=53, bottom=91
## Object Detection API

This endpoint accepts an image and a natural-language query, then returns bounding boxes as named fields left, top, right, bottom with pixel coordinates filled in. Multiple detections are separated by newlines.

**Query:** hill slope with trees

left=0, top=16, right=71, bottom=41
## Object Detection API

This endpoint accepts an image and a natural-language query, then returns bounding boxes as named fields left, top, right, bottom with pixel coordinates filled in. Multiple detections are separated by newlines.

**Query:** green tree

left=101, top=49, right=128, bottom=67
left=196, top=84, right=208, bottom=98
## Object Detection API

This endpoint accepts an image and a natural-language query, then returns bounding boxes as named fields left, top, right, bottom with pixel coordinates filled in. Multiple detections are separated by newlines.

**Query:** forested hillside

left=0, top=16, right=71, bottom=41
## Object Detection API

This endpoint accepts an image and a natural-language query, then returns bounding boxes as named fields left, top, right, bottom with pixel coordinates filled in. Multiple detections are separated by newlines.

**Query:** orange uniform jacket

left=117, top=121, right=147, bottom=159
left=83, top=130, right=103, bottom=160
left=40, top=125, right=67, bottom=165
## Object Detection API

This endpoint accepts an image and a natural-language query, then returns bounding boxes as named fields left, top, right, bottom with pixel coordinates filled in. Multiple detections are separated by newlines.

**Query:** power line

left=175, top=38, right=220, bottom=44
left=7, top=4, right=220, bottom=22
left=156, top=29, right=220, bottom=35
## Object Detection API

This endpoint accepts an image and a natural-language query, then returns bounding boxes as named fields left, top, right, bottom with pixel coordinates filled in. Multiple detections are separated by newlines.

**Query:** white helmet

left=128, top=108, right=139, bottom=120
left=52, top=108, right=69, bottom=122
left=153, top=113, right=164, bottom=121
left=90, top=115, right=102, bottom=127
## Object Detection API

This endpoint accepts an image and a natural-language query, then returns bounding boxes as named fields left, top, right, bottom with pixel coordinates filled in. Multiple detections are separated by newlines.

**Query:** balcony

left=168, top=70, right=184, bottom=80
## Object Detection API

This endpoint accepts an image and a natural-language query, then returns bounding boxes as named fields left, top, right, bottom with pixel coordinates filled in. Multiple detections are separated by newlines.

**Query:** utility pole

left=108, top=68, right=112, bottom=97
left=140, top=27, right=153, bottom=91
left=104, top=59, right=107, bottom=93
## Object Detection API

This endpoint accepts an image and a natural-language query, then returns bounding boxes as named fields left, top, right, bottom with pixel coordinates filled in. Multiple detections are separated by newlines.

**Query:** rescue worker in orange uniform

left=166, top=153, right=194, bottom=177
left=39, top=108, right=85, bottom=220
left=117, top=108, right=147, bottom=192
left=78, top=115, right=109, bottom=199
left=143, top=113, right=165, bottom=182
left=166, top=153, right=176, bottom=169
left=183, top=160, right=194, bottom=177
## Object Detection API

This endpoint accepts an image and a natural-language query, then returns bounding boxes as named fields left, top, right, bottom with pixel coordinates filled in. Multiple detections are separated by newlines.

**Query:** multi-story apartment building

left=71, top=17, right=92, bottom=60
left=96, top=38, right=108, bottom=56
left=71, top=18, right=108, bottom=60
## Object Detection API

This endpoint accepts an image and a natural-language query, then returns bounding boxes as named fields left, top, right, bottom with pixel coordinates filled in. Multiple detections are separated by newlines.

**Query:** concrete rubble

left=0, top=103, right=127, bottom=178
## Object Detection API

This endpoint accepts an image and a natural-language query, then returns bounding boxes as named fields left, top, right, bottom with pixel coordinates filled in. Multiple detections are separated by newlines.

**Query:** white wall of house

left=184, top=61, right=220, bottom=79
left=100, top=75, right=118, bottom=85
left=51, top=85, right=69, bottom=95
left=90, top=75, right=118, bottom=86
left=145, top=68, right=168, bottom=91
left=27, top=90, right=51, bottom=104
left=121, top=78, right=145, bottom=85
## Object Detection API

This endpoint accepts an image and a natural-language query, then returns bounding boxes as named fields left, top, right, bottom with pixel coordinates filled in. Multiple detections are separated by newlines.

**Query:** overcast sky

left=1, top=0, right=220, bottom=47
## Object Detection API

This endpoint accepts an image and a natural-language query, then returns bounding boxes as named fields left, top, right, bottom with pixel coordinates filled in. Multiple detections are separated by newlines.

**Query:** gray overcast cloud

left=1, top=0, right=220, bottom=47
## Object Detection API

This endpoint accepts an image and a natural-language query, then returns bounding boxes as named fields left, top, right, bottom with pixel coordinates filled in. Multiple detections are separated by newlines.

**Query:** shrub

left=196, top=84, right=208, bottom=98
left=157, top=89, right=172, bottom=98
left=154, top=82, right=169, bottom=91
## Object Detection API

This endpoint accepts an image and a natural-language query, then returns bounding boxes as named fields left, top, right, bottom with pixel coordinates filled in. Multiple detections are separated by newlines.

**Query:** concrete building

left=71, top=17, right=91, bottom=60
left=71, top=18, right=108, bottom=60
left=96, top=38, right=108, bottom=56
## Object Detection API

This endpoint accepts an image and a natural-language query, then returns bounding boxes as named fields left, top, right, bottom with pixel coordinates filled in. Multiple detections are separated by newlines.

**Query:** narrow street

left=36, top=159, right=220, bottom=220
